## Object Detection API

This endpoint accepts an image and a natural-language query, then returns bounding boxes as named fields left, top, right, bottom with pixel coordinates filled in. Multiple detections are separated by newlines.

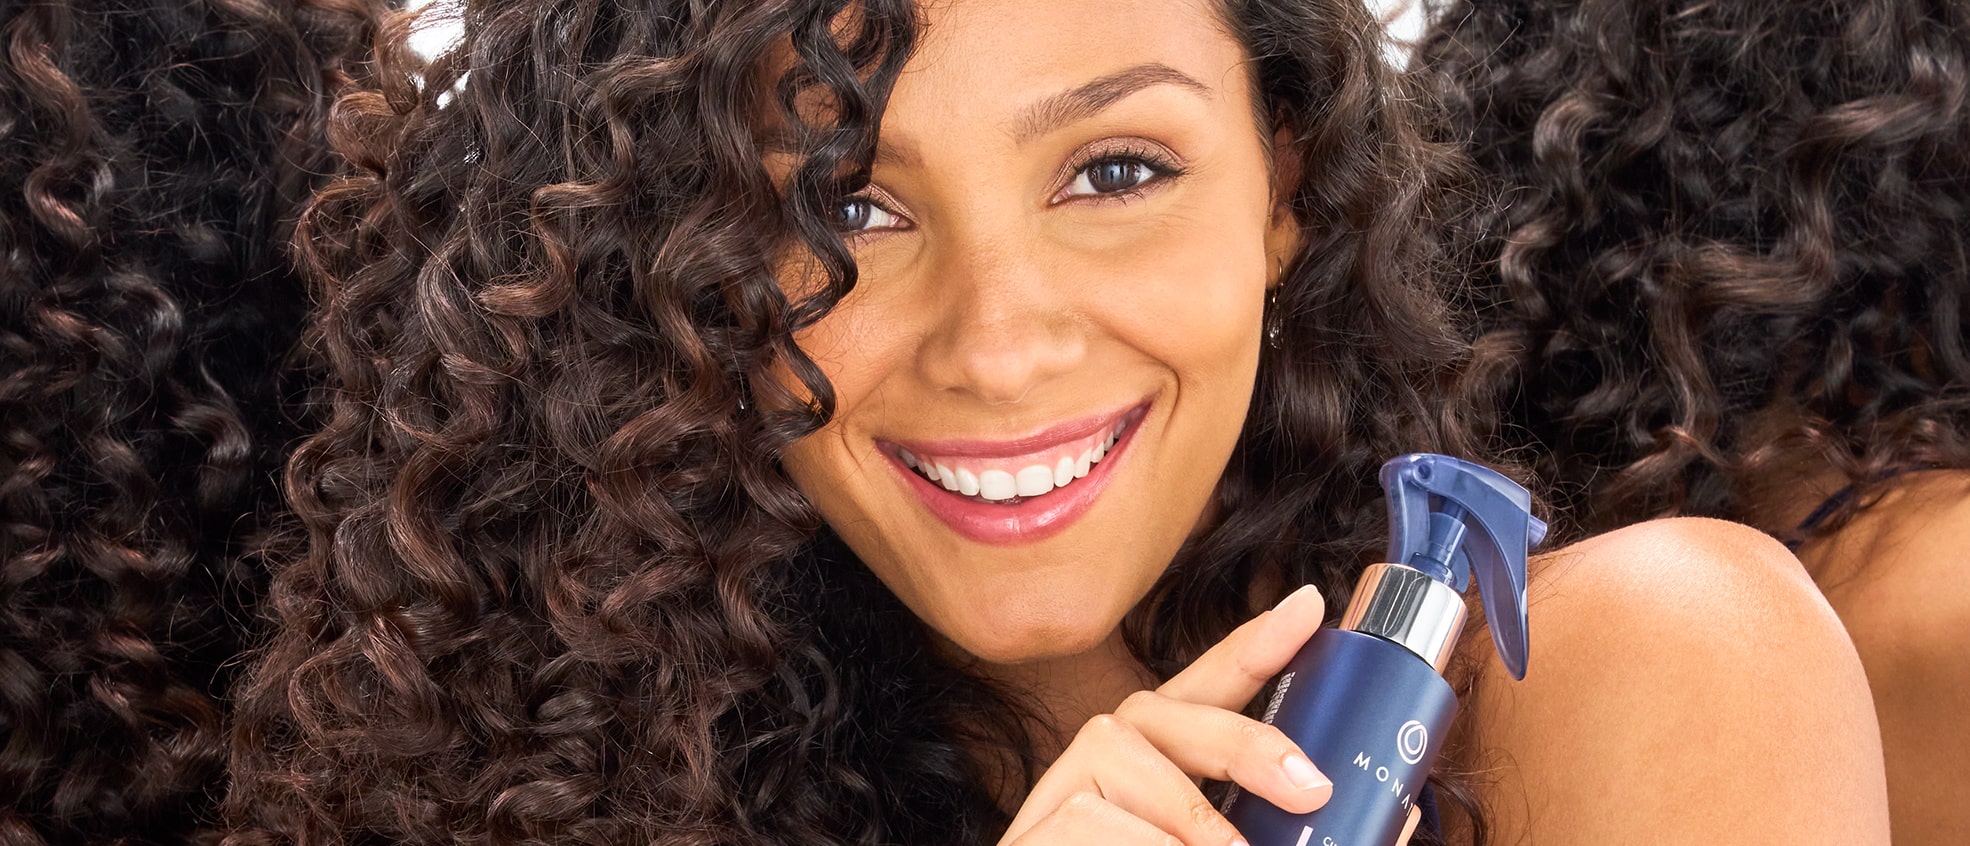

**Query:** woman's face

left=777, top=0, right=1296, bottom=666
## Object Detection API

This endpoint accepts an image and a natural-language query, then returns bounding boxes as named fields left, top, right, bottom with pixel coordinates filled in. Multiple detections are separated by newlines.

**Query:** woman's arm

left=1458, top=517, right=1890, bottom=843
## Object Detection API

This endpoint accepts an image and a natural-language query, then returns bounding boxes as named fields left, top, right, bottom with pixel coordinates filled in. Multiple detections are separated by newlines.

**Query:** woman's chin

left=933, top=606, right=1126, bottom=668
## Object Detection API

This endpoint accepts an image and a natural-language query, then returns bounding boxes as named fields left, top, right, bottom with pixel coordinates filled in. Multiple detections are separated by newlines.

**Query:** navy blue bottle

left=1224, top=455, right=1546, bottom=846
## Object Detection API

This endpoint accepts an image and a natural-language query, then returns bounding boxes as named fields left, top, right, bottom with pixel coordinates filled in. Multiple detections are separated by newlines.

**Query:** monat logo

left=1397, top=719, right=1428, bottom=765
left=1350, top=751, right=1417, bottom=812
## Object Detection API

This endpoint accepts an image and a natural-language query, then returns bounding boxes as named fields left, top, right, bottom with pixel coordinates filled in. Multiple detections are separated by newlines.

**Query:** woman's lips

left=881, top=403, right=1150, bottom=545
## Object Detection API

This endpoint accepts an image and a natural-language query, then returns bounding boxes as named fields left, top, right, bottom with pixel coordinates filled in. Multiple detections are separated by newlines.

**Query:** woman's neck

left=975, top=628, right=1159, bottom=759
left=943, top=627, right=1157, bottom=815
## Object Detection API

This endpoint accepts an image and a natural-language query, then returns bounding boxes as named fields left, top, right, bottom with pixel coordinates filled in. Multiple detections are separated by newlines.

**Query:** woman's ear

left=1264, top=125, right=1303, bottom=288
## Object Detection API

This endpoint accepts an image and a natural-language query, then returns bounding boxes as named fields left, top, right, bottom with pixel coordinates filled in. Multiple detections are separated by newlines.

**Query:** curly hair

left=1422, top=0, right=1970, bottom=539
left=223, top=0, right=1495, bottom=843
left=0, top=0, right=379, bottom=842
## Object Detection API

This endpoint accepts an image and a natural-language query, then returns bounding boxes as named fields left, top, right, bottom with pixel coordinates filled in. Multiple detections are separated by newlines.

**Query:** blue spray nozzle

left=1379, top=454, right=1547, bottom=680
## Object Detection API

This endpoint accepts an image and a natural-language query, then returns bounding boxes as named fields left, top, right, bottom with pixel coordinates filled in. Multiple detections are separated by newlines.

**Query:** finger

left=1002, top=714, right=1245, bottom=846
left=1157, top=584, right=1326, bottom=710
left=1114, top=689, right=1332, bottom=814
left=1002, top=791, right=1183, bottom=846
left=1396, top=805, right=1422, bottom=846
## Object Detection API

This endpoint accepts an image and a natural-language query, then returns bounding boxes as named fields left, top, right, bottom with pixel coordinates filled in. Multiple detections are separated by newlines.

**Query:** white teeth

left=978, top=469, right=1018, bottom=501
left=905, top=416, right=1133, bottom=502
left=1016, top=465, right=1054, bottom=497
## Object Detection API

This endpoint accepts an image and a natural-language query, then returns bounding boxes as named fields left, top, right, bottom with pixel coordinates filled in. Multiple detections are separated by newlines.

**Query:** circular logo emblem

left=1397, top=720, right=1429, bottom=765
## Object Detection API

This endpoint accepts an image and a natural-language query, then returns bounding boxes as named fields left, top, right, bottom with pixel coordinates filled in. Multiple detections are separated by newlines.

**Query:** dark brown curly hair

left=223, top=1, right=1497, bottom=843
left=0, top=0, right=381, bottom=843
left=1422, top=0, right=1970, bottom=539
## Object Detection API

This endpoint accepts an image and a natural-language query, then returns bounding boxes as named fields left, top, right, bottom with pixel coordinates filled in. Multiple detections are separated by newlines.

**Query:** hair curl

left=0, top=0, right=380, bottom=843
left=1422, top=0, right=1970, bottom=539
left=224, top=1, right=1496, bottom=843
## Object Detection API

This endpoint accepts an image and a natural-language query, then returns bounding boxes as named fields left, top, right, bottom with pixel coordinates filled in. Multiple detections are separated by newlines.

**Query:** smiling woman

left=773, top=16, right=1299, bottom=671
left=224, top=0, right=1888, bottom=844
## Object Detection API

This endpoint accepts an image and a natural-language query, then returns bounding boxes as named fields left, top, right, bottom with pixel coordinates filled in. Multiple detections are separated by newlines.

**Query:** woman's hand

left=999, top=585, right=1421, bottom=846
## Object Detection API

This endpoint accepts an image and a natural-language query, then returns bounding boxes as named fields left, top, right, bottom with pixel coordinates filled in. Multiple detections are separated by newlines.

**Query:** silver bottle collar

left=1339, top=562, right=1467, bottom=674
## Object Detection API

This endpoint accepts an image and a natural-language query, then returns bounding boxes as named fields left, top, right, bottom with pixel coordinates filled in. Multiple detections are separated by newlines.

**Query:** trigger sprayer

left=1223, top=454, right=1546, bottom=845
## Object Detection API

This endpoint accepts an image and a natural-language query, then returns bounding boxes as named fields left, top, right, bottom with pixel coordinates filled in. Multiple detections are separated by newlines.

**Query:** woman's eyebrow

left=1010, top=62, right=1214, bottom=144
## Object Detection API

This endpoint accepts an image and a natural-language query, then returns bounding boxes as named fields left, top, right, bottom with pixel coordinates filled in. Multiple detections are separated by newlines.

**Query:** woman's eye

left=833, top=197, right=903, bottom=233
left=1062, top=156, right=1162, bottom=198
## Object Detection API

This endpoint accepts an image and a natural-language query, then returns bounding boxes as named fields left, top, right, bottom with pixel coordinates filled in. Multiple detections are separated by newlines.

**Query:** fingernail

left=1273, top=584, right=1320, bottom=612
left=1231, top=839, right=1250, bottom=846
left=1282, top=752, right=1329, bottom=791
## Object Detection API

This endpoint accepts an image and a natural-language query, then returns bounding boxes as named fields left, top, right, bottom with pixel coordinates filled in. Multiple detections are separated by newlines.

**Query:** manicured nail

left=1282, top=752, right=1330, bottom=791
left=1231, top=838, right=1250, bottom=846
left=1273, top=584, right=1320, bottom=612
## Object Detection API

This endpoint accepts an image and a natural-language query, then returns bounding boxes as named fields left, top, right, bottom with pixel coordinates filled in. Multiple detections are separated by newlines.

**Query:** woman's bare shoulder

left=1453, top=517, right=1890, bottom=844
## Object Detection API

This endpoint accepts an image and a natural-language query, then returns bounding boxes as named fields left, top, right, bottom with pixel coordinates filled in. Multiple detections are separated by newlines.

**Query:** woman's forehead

left=900, top=0, right=1245, bottom=107
left=872, top=0, right=1253, bottom=149
left=756, top=0, right=1256, bottom=164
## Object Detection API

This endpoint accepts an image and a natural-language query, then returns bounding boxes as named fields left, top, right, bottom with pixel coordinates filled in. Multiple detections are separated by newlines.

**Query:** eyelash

left=835, top=140, right=1188, bottom=238
left=1056, top=142, right=1186, bottom=206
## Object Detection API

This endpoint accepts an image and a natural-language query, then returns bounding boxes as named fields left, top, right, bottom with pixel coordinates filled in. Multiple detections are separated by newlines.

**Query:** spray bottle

left=1224, top=454, right=1546, bottom=846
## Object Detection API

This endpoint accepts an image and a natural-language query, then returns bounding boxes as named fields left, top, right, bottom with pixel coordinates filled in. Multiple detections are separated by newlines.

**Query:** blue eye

left=832, top=196, right=903, bottom=233
left=1063, top=156, right=1164, bottom=198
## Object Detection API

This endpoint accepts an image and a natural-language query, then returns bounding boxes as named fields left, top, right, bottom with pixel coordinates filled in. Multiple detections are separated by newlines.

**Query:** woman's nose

left=913, top=235, right=1088, bottom=406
